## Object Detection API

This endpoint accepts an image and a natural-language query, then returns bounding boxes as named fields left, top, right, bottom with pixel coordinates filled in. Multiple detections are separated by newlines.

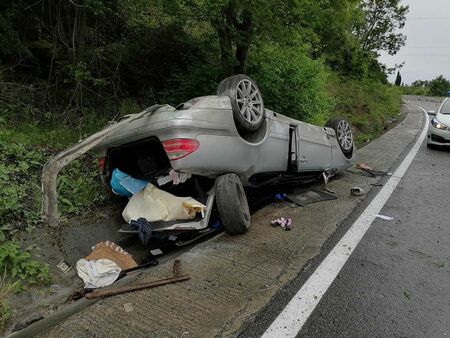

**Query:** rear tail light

left=162, top=138, right=199, bottom=160
left=98, top=157, right=106, bottom=173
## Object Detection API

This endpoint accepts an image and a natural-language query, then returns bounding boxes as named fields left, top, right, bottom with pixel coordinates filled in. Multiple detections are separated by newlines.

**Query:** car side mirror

left=427, top=110, right=436, bottom=116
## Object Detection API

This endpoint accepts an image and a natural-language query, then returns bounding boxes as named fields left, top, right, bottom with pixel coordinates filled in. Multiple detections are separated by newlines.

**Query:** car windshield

left=440, top=99, right=450, bottom=114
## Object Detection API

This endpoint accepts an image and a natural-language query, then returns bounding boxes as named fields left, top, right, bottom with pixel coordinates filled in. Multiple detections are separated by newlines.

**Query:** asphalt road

left=245, top=102, right=450, bottom=338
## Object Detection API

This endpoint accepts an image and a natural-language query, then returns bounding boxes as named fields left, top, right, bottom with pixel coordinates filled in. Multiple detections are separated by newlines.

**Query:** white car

left=427, top=97, right=450, bottom=148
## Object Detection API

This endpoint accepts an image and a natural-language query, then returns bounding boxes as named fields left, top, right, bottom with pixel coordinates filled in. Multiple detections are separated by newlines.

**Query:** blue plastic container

left=110, top=168, right=148, bottom=197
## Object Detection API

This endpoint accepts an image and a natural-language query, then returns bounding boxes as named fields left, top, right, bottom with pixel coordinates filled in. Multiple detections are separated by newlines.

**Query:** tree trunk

left=217, top=25, right=234, bottom=77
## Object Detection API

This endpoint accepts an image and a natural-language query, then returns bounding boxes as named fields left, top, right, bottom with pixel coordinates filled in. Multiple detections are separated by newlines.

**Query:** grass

left=0, top=270, right=20, bottom=332
left=0, top=111, right=108, bottom=331
left=325, top=75, right=402, bottom=147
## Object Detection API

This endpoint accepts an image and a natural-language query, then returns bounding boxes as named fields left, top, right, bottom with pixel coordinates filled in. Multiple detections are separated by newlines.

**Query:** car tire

left=427, top=143, right=437, bottom=150
left=325, top=117, right=354, bottom=159
left=217, top=74, right=265, bottom=132
left=215, top=173, right=251, bottom=235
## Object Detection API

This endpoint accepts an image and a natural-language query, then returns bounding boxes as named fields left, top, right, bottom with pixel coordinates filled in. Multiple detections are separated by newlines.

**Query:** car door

left=296, top=122, right=332, bottom=171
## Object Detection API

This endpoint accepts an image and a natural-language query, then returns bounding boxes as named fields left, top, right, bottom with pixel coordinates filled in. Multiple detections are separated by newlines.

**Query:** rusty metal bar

left=85, top=275, right=190, bottom=299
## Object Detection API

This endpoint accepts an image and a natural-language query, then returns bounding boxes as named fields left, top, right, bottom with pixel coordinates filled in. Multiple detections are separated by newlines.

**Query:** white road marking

left=262, top=106, right=428, bottom=338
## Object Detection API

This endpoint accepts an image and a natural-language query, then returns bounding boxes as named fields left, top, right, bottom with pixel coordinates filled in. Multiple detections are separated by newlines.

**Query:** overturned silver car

left=42, top=75, right=356, bottom=235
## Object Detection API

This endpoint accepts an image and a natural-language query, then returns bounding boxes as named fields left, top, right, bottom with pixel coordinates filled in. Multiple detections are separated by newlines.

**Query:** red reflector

left=162, top=138, right=199, bottom=160
left=98, top=157, right=106, bottom=172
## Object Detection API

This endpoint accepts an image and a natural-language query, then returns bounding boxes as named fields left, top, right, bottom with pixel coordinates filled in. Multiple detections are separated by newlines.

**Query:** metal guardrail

left=41, top=105, right=162, bottom=226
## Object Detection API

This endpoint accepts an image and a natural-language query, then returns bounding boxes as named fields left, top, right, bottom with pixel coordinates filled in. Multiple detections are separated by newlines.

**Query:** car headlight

left=431, top=117, right=448, bottom=130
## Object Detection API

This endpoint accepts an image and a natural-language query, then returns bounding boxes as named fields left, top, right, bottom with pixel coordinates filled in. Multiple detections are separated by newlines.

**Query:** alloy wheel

left=235, top=79, right=264, bottom=125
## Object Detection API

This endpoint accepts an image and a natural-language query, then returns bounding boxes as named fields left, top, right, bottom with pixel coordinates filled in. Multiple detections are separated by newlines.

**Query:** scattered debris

left=286, top=190, right=337, bottom=207
left=349, top=163, right=387, bottom=178
left=122, top=183, right=206, bottom=223
left=350, top=187, right=366, bottom=196
left=123, top=302, right=134, bottom=313
left=67, top=260, right=159, bottom=302
left=274, top=193, right=286, bottom=201
left=356, top=163, right=374, bottom=171
left=76, top=259, right=122, bottom=289
left=156, top=174, right=172, bottom=186
left=173, top=259, right=181, bottom=277
left=370, top=183, right=383, bottom=187
left=271, top=218, right=292, bottom=231
left=129, top=218, right=153, bottom=245
left=56, top=259, right=72, bottom=273
left=76, top=241, right=138, bottom=288
left=150, top=248, right=164, bottom=256
left=323, top=186, right=336, bottom=194
left=169, top=169, right=192, bottom=185
left=85, top=241, right=137, bottom=270
left=110, top=168, right=148, bottom=197
left=375, top=214, right=394, bottom=221
left=85, top=259, right=190, bottom=299
left=157, top=169, right=192, bottom=186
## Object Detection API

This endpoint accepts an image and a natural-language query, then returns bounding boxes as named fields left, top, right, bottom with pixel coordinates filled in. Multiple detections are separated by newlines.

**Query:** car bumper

left=427, top=124, right=450, bottom=146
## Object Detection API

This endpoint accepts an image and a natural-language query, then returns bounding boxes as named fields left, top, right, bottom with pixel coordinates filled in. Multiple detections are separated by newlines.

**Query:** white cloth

left=122, top=183, right=206, bottom=223
left=76, top=258, right=121, bottom=288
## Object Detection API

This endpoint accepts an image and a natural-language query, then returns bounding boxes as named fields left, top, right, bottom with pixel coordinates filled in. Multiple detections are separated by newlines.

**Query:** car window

left=440, top=99, right=450, bottom=114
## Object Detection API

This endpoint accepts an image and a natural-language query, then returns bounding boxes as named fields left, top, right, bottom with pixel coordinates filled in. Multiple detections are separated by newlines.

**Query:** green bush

left=58, top=157, right=106, bottom=215
left=248, top=44, right=333, bottom=123
left=328, top=75, right=402, bottom=145
left=0, top=242, right=50, bottom=285
left=0, top=119, right=107, bottom=230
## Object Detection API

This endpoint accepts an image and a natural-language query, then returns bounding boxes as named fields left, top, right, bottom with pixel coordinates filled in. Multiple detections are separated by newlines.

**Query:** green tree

left=428, top=75, right=450, bottom=96
left=395, top=71, right=402, bottom=86
left=354, top=0, right=409, bottom=55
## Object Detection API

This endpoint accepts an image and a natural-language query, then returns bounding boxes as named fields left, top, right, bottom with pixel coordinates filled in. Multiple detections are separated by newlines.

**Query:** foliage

left=248, top=44, right=333, bottom=122
left=0, top=299, right=9, bottom=332
left=0, top=270, right=19, bottom=332
left=428, top=75, right=450, bottom=97
left=0, top=0, right=402, bottom=122
left=354, top=0, right=409, bottom=55
left=403, top=75, right=450, bottom=97
left=58, top=158, right=106, bottom=215
left=0, top=242, right=50, bottom=285
left=0, top=140, right=46, bottom=227
left=0, top=117, right=107, bottom=231
left=395, top=71, right=402, bottom=86
left=328, top=74, right=402, bottom=145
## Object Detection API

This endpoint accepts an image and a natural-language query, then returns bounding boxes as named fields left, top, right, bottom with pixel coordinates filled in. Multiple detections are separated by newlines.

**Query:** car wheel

left=215, top=173, right=251, bottom=235
left=325, top=117, right=354, bottom=159
left=217, top=74, right=265, bottom=132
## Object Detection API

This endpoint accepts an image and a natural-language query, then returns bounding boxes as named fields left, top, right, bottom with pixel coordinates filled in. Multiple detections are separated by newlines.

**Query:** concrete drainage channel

left=10, top=99, right=429, bottom=338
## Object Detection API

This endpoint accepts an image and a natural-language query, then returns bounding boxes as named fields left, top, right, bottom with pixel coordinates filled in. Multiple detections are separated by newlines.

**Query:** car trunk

left=105, top=137, right=213, bottom=204
left=106, top=137, right=171, bottom=182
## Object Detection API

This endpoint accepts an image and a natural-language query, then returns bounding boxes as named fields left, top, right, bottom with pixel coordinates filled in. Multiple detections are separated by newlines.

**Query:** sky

left=378, top=0, right=450, bottom=85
